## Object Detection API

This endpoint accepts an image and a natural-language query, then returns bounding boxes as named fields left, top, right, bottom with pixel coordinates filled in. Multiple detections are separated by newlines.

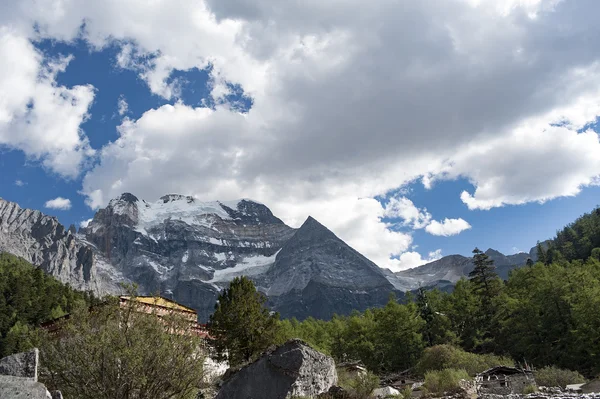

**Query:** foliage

left=40, top=295, right=205, bottom=399
left=348, top=371, right=380, bottom=398
left=423, top=368, right=470, bottom=395
left=416, top=345, right=513, bottom=376
left=534, top=366, right=587, bottom=388
left=546, top=207, right=600, bottom=263
left=0, top=252, right=97, bottom=357
left=523, top=384, right=538, bottom=394
left=400, top=386, right=412, bottom=399
left=208, top=276, right=280, bottom=367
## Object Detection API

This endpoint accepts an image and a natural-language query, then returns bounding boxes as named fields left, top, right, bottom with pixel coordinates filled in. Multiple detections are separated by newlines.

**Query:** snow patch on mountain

left=208, top=250, right=280, bottom=283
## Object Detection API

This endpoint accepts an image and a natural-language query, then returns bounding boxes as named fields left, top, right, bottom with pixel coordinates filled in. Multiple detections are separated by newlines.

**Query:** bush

left=523, top=385, right=538, bottom=394
left=349, top=371, right=380, bottom=398
left=423, top=368, right=470, bottom=395
left=534, top=366, right=586, bottom=388
left=416, top=345, right=513, bottom=376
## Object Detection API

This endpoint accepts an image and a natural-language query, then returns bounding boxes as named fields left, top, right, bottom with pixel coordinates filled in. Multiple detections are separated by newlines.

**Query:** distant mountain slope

left=395, top=248, right=534, bottom=290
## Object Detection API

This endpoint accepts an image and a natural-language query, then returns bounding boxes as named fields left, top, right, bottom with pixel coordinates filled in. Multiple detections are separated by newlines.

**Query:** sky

left=1, top=0, right=600, bottom=272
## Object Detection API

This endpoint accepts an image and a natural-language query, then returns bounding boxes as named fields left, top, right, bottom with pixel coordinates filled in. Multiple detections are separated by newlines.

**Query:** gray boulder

left=0, top=375, right=52, bottom=399
left=0, top=348, right=39, bottom=381
left=216, top=339, right=337, bottom=399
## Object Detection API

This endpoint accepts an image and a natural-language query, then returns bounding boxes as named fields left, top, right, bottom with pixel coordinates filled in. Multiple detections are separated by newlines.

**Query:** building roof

left=119, top=296, right=197, bottom=314
left=478, top=366, right=530, bottom=377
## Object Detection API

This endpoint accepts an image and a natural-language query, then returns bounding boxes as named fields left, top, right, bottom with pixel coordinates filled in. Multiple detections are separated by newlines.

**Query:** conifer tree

left=468, top=248, right=500, bottom=305
left=208, top=276, right=280, bottom=367
left=468, top=248, right=502, bottom=351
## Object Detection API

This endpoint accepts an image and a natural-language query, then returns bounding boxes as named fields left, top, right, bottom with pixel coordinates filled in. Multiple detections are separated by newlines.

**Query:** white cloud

left=386, top=249, right=443, bottom=272
left=14, top=180, right=25, bottom=187
left=44, top=197, right=72, bottom=210
left=0, top=28, right=95, bottom=177
left=117, top=96, right=128, bottom=116
left=80, top=218, right=93, bottom=228
left=425, top=218, right=472, bottom=236
left=2, top=0, right=600, bottom=269
left=384, top=197, right=432, bottom=229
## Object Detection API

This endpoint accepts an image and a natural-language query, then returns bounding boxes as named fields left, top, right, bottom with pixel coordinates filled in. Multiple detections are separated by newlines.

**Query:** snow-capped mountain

left=80, top=193, right=298, bottom=320
left=79, top=193, right=403, bottom=320
left=0, top=193, right=534, bottom=321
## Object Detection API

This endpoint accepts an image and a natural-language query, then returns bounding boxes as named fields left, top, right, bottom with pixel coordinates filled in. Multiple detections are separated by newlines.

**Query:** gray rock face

left=0, top=349, right=38, bottom=381
left=264, top=217, right=400, bottom=319
left=395, top=248, right=535, bottom=291
left=81, top=193, right=297, bottom=320
left=216, top=339, right=337, bottom=399
left=0, top=375, right=52, bottom=399
left=0, top=198, right=98, bottom=293
left=0, top=349, right=53, bottom=399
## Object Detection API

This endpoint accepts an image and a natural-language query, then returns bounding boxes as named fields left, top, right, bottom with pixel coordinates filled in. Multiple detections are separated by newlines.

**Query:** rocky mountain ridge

left=0, top=193, right=537, bottom=320
left=0, top=194, right=402, bottom=320
left=394, top=247, right=535, bottom=291
left=0, top=198, right=97, bottom=292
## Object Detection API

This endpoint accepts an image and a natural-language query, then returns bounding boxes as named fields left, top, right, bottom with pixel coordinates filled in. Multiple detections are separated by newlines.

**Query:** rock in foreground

left=0, top=349, right=59, bottom=399
left=216, top=339, right=337, bottom=399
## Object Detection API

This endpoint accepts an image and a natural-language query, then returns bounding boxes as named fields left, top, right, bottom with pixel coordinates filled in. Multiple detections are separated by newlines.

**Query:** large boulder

left=216, top=339, right=337, bottom=399
left=0, top=375, right=52, bottom=399
left=0, top=349, right=39, bottom=381
left=0, top=349, right=56, bottom=399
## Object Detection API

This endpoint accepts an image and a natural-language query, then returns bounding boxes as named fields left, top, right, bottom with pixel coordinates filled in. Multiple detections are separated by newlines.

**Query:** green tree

left=468, top=248, right=502, bottom=352
left=536, top=242, right=547, bottom=265
left=208, top=276, right=280, bottom=367
left=0, top=253, right=96, bottom=357
left=40, top=297, right=205, bottom=399
left=468, top=248, right=500, bottom=305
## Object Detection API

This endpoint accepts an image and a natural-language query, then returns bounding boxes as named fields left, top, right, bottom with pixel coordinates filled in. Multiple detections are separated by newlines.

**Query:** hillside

left=0, top=252, right=96, bottom=357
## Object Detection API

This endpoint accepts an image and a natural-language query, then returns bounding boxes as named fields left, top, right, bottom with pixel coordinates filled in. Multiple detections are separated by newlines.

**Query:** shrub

left=349, top=371, right=380, bottom=398
left=523, top=384, right=538, bottom=394
left=400, top=386, right=412, bottom=399
left=423, top=368, right=470, bottom=395
left=416, top=345, right=513, bottom=376
left=534, top=366, right=586, bottom=388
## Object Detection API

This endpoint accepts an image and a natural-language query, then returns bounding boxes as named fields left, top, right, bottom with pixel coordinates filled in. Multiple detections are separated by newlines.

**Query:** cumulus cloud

left=0, top=28, right=95, bottom=177
left=14, top=180, right=25, bottom=187
left=388, top=249, right=444, bottom=272
left=44, top=197, right=72, bottom=210
left=80, top=218, right=93, bottom=228
left=384, top=197, right=432, bottom=229
left=2, top=0, right=600, bottom=269
left=425, top=218, right=472, bottom=236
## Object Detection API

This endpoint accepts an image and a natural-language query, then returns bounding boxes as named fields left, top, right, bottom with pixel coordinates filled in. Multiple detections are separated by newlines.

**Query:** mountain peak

left=118, top=193, right=139, bottom=203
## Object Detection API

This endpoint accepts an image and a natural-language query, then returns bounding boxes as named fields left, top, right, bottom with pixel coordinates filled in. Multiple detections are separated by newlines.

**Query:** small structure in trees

left=476, top=366, right=536, bottom=395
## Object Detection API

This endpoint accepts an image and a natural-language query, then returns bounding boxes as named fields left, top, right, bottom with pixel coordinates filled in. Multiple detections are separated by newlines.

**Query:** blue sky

left=1, top=1, right=600, bottom=271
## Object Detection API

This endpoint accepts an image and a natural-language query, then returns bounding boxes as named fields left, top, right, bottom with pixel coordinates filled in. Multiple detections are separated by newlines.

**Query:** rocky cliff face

left=80, top=193, right=297, bottom=320
left=0, top=198, right=97, bottom=292
left=263, top=217, right=399, bottom=319
left=0, top=193, right=535, bottom=321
